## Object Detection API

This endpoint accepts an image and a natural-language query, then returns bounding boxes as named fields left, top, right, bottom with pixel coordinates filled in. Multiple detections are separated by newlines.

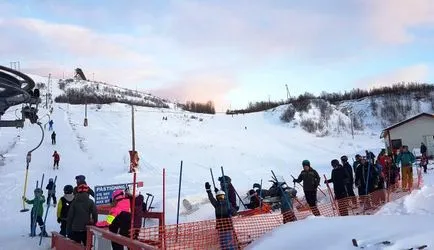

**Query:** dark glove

left=205, top=182, right=211, bottom=191
left=324, top=180, right=327, bottom=184
left=214, top=188, right=219, bottom=193
left=235, top=206, right=240, bottom=211
left=57, top=218, right=61, bottom=223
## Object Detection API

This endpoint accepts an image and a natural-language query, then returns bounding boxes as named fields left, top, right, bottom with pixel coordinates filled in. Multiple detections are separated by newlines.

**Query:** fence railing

left=51, top=168, right=423, bottom=250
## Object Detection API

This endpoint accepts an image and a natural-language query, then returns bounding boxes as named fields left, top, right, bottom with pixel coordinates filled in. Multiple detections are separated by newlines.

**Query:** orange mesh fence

left=81, top=170, right=423, bottom=250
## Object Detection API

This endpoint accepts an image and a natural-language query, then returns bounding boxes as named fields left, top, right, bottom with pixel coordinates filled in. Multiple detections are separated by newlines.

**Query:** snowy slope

left=0, top=73, right=430, bottom=249
left=248, top=165, right=434, bottom=250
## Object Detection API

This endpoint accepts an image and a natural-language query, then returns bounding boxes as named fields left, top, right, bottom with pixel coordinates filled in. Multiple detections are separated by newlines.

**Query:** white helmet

left=216, top=190, right=225, bottom=196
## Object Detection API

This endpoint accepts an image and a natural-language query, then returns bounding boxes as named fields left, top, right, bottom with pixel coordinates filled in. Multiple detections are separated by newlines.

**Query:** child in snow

left=205, top=182, right=239, bottom=250
left=46, top=178, right=57, bottom=207
left=52, top=151, right=60, bottom=170
left=48, top=120, right=54, bottom=130
left=57, top=185, right=74, bottom=237
left=420, top=154, right=428, bottom=174
left=23, top=188, right=48, bottom=237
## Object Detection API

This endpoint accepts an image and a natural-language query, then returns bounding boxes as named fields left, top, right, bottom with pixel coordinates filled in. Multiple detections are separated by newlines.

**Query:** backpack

left=60, top=197, right=72, bottom=219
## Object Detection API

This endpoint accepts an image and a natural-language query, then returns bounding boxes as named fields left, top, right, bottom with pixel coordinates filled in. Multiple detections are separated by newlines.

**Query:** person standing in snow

left=245, top=189, right=260, bottom=209
left=352, top=154, right=362, bottom=173
left=95, top=189, right=131, bottom=228
left=66, top=183, right=98, bottom=246
left=325, top=159, right=351, bottom=216
left=48, top=120, right=54, bottom=131
left=205, top=182, right=239, bottom=250
left=52, top=150, right=60, bottom=170
left=354, top=157, right=379, bottom=209
left=51, top=131, right=56, bottom=145
left=73, top=175, right=95, bottom=198
left=420, top=142, right=427, bottom=159
left=420, top=154, right=429, bottom=174
left=57, top=185, right=74, bottom=237
left=23, top=188, right=48, bottom=237
left=293, top=160, right=321, bottom=216
left=218, top=175, right=239, bottom=211
left=340, top=155, right=357, bottom=207
left=395, top=145, right=416, bottom=191
left=46, top=178, right=57, bottom=207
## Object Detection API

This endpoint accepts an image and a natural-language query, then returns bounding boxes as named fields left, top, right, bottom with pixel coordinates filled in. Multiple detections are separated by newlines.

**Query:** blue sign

left=94, top=183, right=129, bottom=205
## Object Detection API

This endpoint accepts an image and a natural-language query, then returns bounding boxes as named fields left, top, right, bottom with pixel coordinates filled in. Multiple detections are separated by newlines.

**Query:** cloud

left=357, top=64, right=430, bottom=89
left=362, top=0, right=434, bottom=44
left=152, top=72, right=238, bottom=111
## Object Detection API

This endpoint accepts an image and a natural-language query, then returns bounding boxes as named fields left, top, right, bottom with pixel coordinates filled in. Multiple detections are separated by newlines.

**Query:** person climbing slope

left=52, top=151, right=60, bottom=170
left=46, top=178, right=57, bottom=207
left=23, top=188, right=48, bottom=237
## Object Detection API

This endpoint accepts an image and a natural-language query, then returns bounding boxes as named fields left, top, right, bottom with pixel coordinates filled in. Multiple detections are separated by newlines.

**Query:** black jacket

left=421, top=144, right=427, bottom=154
left=246, top=195, right=260, bottom=209
left=355, top=162, right=379, bottom=195
left=343, top=162, right=354, bottom=184
left=207, top=191, right=236, bottom=231
left=326, top=164, right=351, bottom=199
left=67, top=192, right=98, bottom=232
left=294, top=168, right=320, bottom=191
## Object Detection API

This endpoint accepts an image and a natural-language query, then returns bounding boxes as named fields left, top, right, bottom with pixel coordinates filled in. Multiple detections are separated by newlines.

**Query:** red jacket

left=53, top=152, right=60, bottom=161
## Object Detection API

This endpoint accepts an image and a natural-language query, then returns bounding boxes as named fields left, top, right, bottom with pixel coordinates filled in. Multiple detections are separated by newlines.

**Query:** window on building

left=391, top=139, right=402, bottom=150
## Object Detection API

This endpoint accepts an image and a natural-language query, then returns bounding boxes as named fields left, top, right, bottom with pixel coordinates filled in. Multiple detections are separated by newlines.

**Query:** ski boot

left=39, top=226, right=48, bottom=237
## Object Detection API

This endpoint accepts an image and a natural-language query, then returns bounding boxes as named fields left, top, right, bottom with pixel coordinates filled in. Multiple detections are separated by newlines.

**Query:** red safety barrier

left=51, top=173, right=422, bottom=250
left=51, top=232, right=85, bottom=250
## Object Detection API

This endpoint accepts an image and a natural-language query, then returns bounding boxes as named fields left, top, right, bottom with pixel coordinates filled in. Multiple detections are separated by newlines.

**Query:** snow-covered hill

left=1, top=73, right=433, bottom=249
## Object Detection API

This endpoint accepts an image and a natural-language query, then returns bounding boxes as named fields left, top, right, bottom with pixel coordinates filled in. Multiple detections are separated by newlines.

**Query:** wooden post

left=132, top=105, right=135, bottom=152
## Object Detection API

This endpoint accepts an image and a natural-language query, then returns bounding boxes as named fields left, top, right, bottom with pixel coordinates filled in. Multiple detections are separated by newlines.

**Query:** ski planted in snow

left=352, top=238, right=392, bottom=248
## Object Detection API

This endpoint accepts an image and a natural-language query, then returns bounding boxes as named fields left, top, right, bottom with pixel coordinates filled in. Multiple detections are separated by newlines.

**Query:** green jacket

left=396, top=152, right=415, bottom=166
left=294, top=168, right=320, bottom=191
left=25, top=195, right=45, bottom=217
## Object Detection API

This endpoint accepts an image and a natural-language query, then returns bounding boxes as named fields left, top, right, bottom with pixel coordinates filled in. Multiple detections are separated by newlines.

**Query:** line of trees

left=180, top=101, right=216, bottom=114
left=227, top=82, right=434, bottom=115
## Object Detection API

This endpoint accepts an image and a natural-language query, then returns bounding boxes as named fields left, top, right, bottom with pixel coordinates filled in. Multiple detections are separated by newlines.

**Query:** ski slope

left=1, top=76, right=432, bottom=249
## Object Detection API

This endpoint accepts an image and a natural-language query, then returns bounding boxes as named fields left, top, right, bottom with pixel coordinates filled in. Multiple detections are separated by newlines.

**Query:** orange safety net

left=129, top=172, right=422, bottom=250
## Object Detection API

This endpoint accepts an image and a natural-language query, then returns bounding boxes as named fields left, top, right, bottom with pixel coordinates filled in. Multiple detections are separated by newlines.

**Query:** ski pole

left=40, top=173, right=45, bottom=189
left=291, top=174, right=327, bottom=197
left=39, top=176, right=57, bottom=245
left=234, top=188, right=247, bottom=209
left=259, top=179, right=263, bottom=208
left=209, top=168, right=217, bottom=190
left=176, top=161, right=183, bottom=241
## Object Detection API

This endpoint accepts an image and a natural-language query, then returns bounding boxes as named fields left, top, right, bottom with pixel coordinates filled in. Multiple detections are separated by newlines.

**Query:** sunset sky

left=1, top=0, right=434, bottom=110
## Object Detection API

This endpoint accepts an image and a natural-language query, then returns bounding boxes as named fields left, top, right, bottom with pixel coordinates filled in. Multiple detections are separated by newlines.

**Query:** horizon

left=1, top=0, right=434, bottom=110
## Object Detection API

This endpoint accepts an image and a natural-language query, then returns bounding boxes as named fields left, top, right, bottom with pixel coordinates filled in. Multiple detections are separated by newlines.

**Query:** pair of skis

left=352, top=238, right=427, bottom=249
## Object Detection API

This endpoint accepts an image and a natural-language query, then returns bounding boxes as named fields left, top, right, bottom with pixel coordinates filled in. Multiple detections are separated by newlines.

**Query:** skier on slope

left=46, top=178, right=57, bottom=207
left=205, top=182, right=239, bottom=250
left=340, top=155, right=357, bottom=207
left=325, top=159, right=351, bottom=216
left=57, top=185, right=74, bottom=237
left=48, top=120, right=54, bottom=131
left=52, top=151, right=60, bottom=170
left=218, top=175, right=239, bottom=211
left=23, top=188, right=48, bottom=237
left=293, top=160, right=321, bottom=216
left=51, top=131, right=56, bottom=145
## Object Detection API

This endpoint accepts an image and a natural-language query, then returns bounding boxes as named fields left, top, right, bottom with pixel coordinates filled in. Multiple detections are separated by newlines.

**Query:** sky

left=1, top=0, right=434, bottom=110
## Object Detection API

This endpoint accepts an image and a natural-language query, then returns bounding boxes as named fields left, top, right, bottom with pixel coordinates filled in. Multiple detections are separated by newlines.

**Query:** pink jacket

left=96, top=198, right=131, bottom=227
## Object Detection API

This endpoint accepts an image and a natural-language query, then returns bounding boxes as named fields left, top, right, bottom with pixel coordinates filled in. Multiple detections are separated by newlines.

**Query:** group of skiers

left=203, top=145, right=428, bottom=249
left=23, top=174, right=152, bottom=248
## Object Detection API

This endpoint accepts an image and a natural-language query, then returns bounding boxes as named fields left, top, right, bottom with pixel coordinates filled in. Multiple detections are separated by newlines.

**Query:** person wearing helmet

left=73, top=176, right=95, bottom=198
left=205, top=182, right=239, bottom=250
left=340, top=155, right=357, bottom=207
left=95, top=189, right=131, bottom=228
left=107, top=190, right=135, bottom=250
left=23, top=188, right=48, bottom=237
left=325, top=159, right=352, bottom=216
left=67, top=183, right=98, bottom=246
left=46, top=178, right=57, bottom=207
left=293, top=160, right=321, bottom=216
left=57, top=185, right=74, bottom=236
